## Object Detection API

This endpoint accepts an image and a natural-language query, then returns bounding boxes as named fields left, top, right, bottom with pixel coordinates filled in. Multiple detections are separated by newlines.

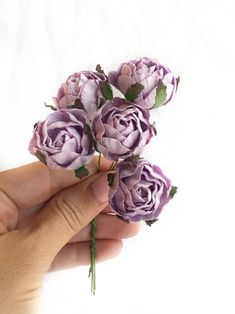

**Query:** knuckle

left=51, top=194, right=86, bottom=233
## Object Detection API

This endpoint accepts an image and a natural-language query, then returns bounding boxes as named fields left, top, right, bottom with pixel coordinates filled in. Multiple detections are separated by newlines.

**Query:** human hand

left=0, top=157, right=140, bottom=314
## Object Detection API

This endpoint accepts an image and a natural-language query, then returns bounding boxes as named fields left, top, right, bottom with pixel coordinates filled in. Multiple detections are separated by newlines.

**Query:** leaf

left=125, top=83, right=144, bottom=102
left=100, top=81, right=113, bottom=100
left=176, top=76, right=180, bottom=92
left=116, top=215, right=129, bottom=224
left=153, top=80, right=167, bottom=109
left=35, top=150, right=46, bottom=165
left=96, top=64, right=105, bottom=75
left=75, top=166, right=89, bottom=179
left=151, top=122, right=157, bottom=136
left=170, top=186, right=178, bottom=198
left=145, top=218, right=159, bottom=227
left=125, top=155, right=141, bottom=166
left=44, top=102, right=57, bottom=111
left=33, top=121, right=39, bottom=129
left=107, top=173, right=115, bottom=187
left=98, top=97, right=106, bottom=109
left=68, top=98, right=85, bottom=110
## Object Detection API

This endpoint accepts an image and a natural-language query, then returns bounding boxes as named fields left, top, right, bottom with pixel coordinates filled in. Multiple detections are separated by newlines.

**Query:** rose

left=108, top=57, right=178, bottom=109
left=91, top=97, right=155, bottom=161
left=28, top=109, right=95, bottom=170
left=109, top=158, right=172, bottom=223
left=53, top=71, right=106, bottom=119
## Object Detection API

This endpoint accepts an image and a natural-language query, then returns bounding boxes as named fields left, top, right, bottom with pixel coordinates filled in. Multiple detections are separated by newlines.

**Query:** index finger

left=0, top=156, right=112, bottom=211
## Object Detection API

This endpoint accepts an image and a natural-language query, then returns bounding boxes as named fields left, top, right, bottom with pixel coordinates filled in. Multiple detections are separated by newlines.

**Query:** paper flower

left=108, top=57, right=178, bottom=109
left=109, top=158, right=174, bottom=224
left=91, top=97, right=155, bottom=161
left=29, top=109, right=95, bottom=170
left=53, top=71, right=106, bottom=119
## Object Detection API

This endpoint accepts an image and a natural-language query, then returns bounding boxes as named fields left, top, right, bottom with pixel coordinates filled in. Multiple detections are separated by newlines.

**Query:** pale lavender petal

left=117, top=75, right=135, bottom=94
left=101, top=137, right=130, bottom=154
left=58, top=95, right=76, bottom=108
left=122, top=129, right=140, bottom=148
left=104, top=124, right=126, bottom=141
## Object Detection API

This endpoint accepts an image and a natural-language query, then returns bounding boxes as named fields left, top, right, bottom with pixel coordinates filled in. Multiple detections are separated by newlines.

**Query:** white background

left=0, top=0, right=235, bottom=313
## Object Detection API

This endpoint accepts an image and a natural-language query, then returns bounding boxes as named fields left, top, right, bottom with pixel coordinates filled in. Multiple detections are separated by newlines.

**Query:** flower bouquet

left=29, top=57, right=179, bottom=294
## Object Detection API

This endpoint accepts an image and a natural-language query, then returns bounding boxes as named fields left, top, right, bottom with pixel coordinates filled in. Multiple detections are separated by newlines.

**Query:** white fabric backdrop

left=0, top=0, right=235, bottom=313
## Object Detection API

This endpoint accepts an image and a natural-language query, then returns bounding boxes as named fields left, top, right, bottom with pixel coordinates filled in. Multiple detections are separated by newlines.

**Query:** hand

left=0, top=157, right=140, bottom=314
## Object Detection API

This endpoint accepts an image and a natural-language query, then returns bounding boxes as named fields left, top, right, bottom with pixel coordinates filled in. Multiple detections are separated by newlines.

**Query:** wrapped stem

left=88, top=152, right=101, bottom=294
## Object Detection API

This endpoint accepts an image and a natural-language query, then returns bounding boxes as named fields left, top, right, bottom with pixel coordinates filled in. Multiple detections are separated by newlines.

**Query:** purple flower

left=91, top=97, right=155, bottom=161
left=108, top=57, right=178, bottom=109
left=28, top=109, right=95, bottom=170
left=53, top=71, right=106, bottom=119
left=109, top=158, right=172, bottom=223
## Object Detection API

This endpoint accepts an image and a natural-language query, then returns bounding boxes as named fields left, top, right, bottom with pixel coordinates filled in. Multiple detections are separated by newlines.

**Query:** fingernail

left=88, top=173, right=109, bottom=204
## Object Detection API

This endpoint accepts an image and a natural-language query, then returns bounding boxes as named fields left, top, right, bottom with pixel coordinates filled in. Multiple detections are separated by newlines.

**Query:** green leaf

left=125, top=155, right=141, bottom=166
left=75, top=166, right=89, bottom=179
left=153, top=80, right=167, bottom=109
left=116, top=215, right=129, bottom=224
left=125, top=83, right=144, bottom=102
left=35, top=150, right=46, bottom=165
left=68, top=98, right=85, bottom=110
left=107, top=173, right=115, bottom=187
left=176, top=76, right=180, bottom=92
left=44, top=102, right=57, bottom=111
left=33, top=121, right=39, bottom=129
left=100, top=81, right=113, bottom=100
left=170, top=186, right=178, bottom=198
left=96, top=64, right=105, bottom=75
left=145, top=218, right=159, bottom=227
left=98, top=97, right=106, bottom=109
left=151, top=122, right=157, bottom=136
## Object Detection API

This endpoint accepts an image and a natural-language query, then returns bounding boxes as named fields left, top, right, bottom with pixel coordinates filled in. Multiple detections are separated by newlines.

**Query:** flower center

left=53, top=130, right=72, bottom=147
left=137, top=186, right=148, bottom=200
left=119, top=119, right=129, bottom=127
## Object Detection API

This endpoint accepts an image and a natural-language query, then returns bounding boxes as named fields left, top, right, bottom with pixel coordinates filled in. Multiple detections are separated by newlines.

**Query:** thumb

left=26, top=172, right=109, bottom=262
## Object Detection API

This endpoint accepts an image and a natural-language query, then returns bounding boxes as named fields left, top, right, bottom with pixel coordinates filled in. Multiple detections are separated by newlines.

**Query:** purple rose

left=91, top=97, right=155, bottom=161
left=29, top=109, right=95, bottom=170
left=109, top=158, right=172, bottom=222
left=108, top=57, right=178, bottom=109
left=53, top=71, right=106, bottom=119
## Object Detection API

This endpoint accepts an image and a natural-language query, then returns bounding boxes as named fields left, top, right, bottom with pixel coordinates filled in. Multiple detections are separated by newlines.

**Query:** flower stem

left=88, top=152, right=101, bottom=295
left=97, top=152, right=101, bottom=172
left=108, top=161, right=118, bottom=172
left=88, top=218, right=96, bottom=294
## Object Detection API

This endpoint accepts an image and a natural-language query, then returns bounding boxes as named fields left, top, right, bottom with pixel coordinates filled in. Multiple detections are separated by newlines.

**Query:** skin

left=0, top=157, right=140, bottom=313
